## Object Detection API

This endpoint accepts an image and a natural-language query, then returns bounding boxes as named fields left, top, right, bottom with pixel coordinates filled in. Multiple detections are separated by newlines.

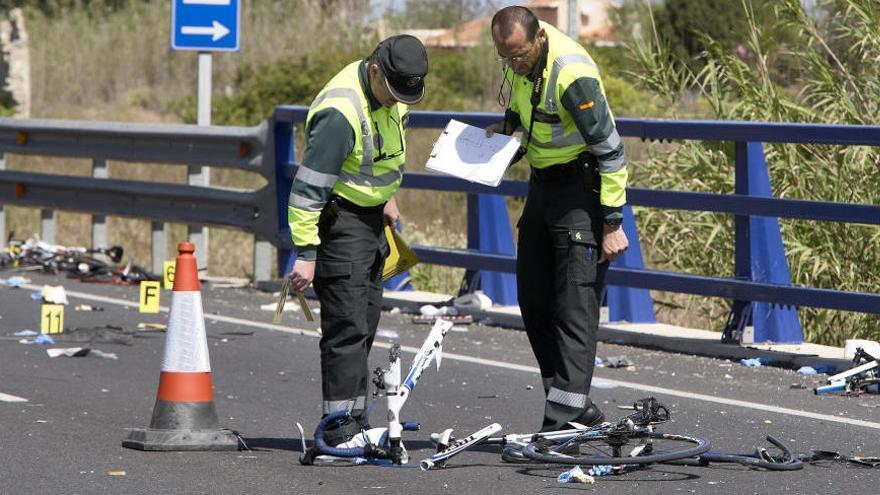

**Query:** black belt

left=531, top=153, right=596, bottom=182
left=328, top=195, right=385, bottom=215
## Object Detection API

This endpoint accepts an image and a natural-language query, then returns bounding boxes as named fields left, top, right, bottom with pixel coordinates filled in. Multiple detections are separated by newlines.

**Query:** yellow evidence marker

left=139, top=281, right=161, bottom=313
left=163, top=260, right=176, bottom=290
left=40, top=304, right=64, bottom=334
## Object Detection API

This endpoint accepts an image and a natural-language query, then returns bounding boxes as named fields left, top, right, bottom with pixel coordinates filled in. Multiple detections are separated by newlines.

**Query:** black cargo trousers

left=516, top=158, right=609, bottom=432
left=313, top=197, right=388, bottom=438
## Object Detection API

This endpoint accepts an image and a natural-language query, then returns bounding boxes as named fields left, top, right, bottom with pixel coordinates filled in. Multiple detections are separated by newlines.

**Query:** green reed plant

left=627, top=0, right=880, bottom=345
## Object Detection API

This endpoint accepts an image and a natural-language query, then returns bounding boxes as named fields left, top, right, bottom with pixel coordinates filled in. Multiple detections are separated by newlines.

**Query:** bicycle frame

left=300, top=319, right=454, bottom=465
left=815, top=348, right=879, bottom=395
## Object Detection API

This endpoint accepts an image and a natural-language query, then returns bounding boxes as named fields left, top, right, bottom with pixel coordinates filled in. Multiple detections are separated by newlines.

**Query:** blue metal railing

left=273, top=105, right=880, bottom=343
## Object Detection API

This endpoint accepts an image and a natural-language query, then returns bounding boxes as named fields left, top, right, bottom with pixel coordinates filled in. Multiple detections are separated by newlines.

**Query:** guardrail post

left=188, top=165, right=209, bottom=271
left=40, top=208, right=56, bottom=244
left=606, top=205, right=656, bottom=323
left=744, top=142, right=803, bottom=344
left=274, top=117, right=296, bottom=278
left=723, top=142, right=803, bottom=344
left=151, top=222, right=167, bottom=276
left=458, top=194, right=517, bottom=306
left=91, top=159, right=107, bottom=249
left=723, top=141, right=754, bottom=342
left=253, top=239, right=272, bottom=282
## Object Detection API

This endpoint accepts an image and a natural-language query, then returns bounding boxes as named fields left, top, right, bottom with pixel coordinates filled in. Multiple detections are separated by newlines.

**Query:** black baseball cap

left=375, top=35, right=429, bottom=105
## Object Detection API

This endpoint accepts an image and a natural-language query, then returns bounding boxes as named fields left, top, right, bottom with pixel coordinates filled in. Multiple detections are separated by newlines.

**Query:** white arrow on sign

left=183, top=0, right=231, bottom=5
left=181, top=20, right=230, bottom=42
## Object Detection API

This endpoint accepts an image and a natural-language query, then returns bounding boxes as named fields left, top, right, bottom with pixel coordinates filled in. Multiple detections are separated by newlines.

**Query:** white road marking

left=0, top=392, right=28, bottom=403
left=20, top=283, right=880, bottom=430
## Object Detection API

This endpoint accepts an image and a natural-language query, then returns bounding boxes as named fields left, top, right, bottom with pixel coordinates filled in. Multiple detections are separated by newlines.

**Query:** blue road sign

left=171, top=0, right=240, bottom=52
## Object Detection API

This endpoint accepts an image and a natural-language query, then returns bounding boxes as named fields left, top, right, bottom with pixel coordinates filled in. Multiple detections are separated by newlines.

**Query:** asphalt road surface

left=1, top=271, right=878, bottom=494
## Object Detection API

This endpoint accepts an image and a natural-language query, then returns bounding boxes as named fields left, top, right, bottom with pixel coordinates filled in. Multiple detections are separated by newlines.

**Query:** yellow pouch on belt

left=383, top=225, right=419, bottom=281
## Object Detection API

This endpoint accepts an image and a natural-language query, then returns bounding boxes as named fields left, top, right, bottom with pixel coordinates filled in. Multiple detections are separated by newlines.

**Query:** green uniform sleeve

left=561, top=77, right=627, bottom=224
left=288, top=108, right=354, bottom=260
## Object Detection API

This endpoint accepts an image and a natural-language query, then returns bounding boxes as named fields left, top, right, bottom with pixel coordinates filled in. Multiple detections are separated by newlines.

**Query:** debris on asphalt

left=388, top=307, right=401, bottom=315
left=798, top=366, right=818, bottom=376
left=790, top=383, right=808, bottom=389
left=137, top=323, right=167, bottom=331
left=525, top=385, right=534, bottom=390
left=62, top=326, right=133, bottom=345
left=20, top=334, right=55, bottom=345
left=13, top=330, right=38, bottom=337
left=477, top=394, right=499, bottom=399
left=376, top=328, right=400, bottom=339
left=605, top=355, right=631, bottom=368
left=588, top=465, right=614, bottom=477
left=29, top=291, right=42, bottom=301
left=107, top=470, right=127, bottom=476
left=740, top=357, right=774, bottom=367
left=419, top=304, right=458, bottom=317
left=88, top=349, right=119, bottom=360
left=595, top=356, right=603, bottom=366
left=557, top=466, right=595, bottom=484
left=46, top=347, right=90, bottom=357
left=452, top=291, right=492, bottom=311
left=40, top=285, right=69, bottom=305
left=2, top=276, right=29, bottom=287
left=74, top=304, right=103, bottom=312
left=803, top=450, right=880, bottom=468
left=450, top=325, right=469, bottom=333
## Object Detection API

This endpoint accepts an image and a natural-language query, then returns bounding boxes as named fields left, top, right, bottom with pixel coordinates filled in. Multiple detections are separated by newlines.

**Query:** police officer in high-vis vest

left=286, top=35, right=429, bottom=445
left=487, top=6, right=629, bottom=437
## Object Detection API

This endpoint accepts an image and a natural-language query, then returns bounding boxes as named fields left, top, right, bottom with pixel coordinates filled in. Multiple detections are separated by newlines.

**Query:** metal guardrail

left=274, top=105, right=880, bottom=343
left=1, top=108, right=877, bottom=343
left=0, top=117, right=277, bottom=279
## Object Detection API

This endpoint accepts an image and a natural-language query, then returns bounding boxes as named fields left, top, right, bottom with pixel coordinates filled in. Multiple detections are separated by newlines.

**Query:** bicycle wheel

left=522, top=430, right=710, bottom=466
left=673, top=436, right=803, bottom=471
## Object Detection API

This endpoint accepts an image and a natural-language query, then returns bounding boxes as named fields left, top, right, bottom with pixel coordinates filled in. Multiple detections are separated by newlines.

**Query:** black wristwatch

left=604, top=218, right=622, bottom=229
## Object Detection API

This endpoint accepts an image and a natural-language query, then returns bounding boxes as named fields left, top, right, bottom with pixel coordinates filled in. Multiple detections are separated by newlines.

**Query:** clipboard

left=383, top=225, right=418, bottom=281
left=425, top=119, right=521, bottom=187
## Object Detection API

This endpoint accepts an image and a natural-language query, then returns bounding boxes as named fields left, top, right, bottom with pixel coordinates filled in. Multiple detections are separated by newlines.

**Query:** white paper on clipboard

left=425, top=119, right=521, bottom=187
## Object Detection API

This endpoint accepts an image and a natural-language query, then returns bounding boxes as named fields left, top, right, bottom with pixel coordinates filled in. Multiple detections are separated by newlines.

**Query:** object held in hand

left=274, top=277, right=314, bottom=323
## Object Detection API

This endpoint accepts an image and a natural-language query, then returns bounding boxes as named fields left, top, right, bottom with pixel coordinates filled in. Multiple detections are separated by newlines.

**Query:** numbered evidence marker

left=40, top=304, right=64, bottom=334
left=163, top=260, right=176, bottom=290
left=139, top=281, right=161, bottom=313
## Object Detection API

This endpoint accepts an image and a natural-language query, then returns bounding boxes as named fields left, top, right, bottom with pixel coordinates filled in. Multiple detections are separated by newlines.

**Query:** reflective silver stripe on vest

left=294, top=166, right=339, bottom=188
left=522, top=129, right=584, bottom=149
left=340, top=168, right=403, bottom=188
left=547, top=387, right=588, bottom=409
left=323, top=395, right=367, bottom=415
left=310, top=87, right=374, bottom=168
left=544, top=53, right=596, bottom=113
left=598, top=150, right=627, bottom=174
left=590, top=129, right=621, bottom=156
left=289, top=192, right=325, bottom=212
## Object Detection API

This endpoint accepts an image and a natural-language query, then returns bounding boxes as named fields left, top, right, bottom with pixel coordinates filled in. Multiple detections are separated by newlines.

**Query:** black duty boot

left=574, top=401, right=605, bottom=427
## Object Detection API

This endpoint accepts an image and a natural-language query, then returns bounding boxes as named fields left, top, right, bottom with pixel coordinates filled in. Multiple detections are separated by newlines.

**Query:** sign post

left=171, top=0, right=241, bottom=272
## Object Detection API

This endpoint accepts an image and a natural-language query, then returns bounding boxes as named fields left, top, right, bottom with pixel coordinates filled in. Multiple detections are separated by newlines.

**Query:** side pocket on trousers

left=568, top=230, right=597, bottom=285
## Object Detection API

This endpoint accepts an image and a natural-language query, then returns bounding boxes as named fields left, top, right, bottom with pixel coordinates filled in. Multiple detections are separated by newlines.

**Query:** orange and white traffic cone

left=123, top=242, right=239, bottom=451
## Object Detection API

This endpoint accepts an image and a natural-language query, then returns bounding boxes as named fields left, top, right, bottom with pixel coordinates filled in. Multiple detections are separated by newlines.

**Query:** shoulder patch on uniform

left=579, top=100, right=595, bottom=111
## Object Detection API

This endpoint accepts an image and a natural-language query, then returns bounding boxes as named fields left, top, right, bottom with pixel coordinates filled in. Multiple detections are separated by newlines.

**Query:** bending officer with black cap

left=286, top=35, right=429, bottom=445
